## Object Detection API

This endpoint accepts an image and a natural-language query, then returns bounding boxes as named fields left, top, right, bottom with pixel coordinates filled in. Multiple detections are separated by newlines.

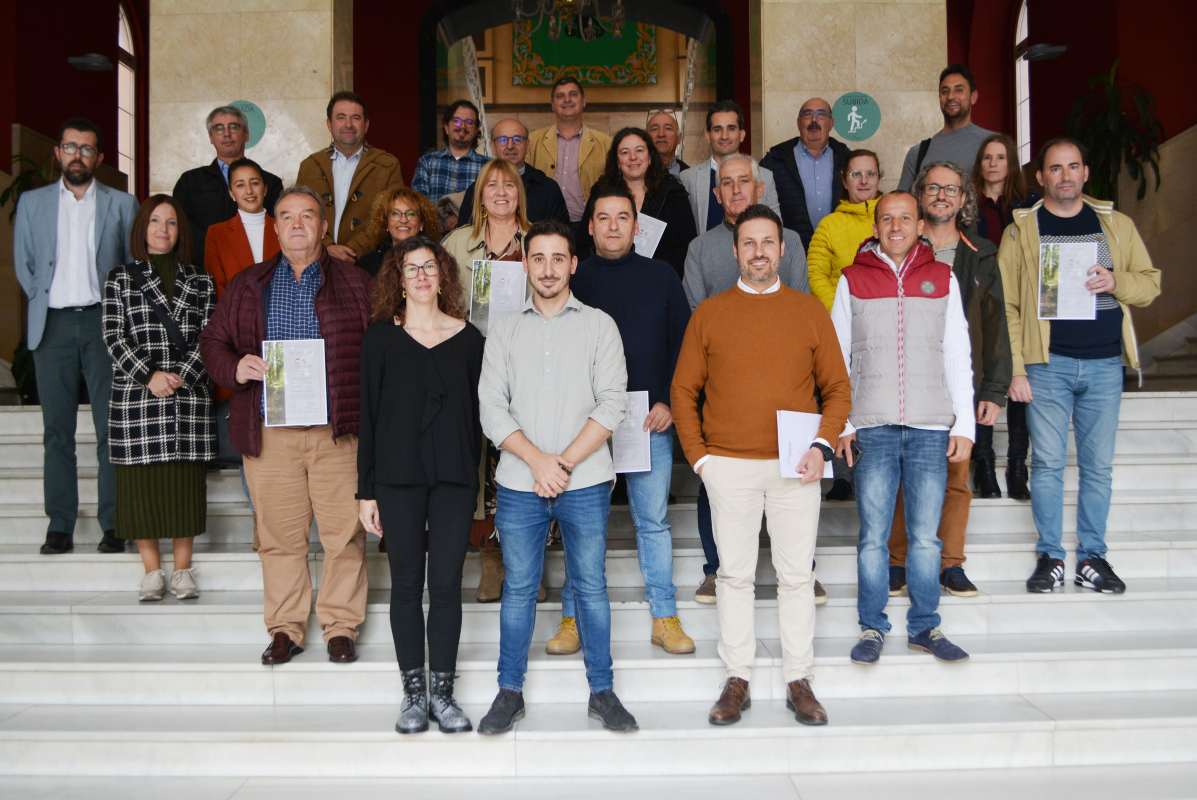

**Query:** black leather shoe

left=588, top=690, right=638, bottom=732
left=1006, top=462, right=1030, bottom=501
left=261, top=632, right=304, bottom=665
left=327, top=635, right=358, bottom=663
left=972, top=459, right=1002, bottom=498
left=477, top=689, right=525, bottom=735
left=96, top=531, right=124, bottom=553
left=39, top=531, right=73, bottom=555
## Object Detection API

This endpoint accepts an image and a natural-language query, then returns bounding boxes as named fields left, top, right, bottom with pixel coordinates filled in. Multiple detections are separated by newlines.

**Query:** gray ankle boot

left=395, top=668, right=429, bottom=734
left=429, top=671, right=472, bottom=733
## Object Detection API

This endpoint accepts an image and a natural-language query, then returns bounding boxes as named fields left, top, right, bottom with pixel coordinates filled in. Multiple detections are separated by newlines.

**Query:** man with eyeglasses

left=647, top=110, right=689, bottom=177
left=13, top=117, right=138, bottom=556
left=297, top=91, right=406, bottom=263
left=898, top=64, right=994, bottom=192
left=457, top=118, right=569, bottom=227
left=527, top=77, right=612, bottom=223
left=172, top=105, right=284, bottom=267
left=412, top=99, right=490, bottom=203
left=887, top=161, right=1011, bottom=601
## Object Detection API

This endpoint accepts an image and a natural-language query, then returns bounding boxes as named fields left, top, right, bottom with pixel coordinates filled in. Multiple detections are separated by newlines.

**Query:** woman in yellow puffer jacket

left=807, top=149, right=882, bottom=310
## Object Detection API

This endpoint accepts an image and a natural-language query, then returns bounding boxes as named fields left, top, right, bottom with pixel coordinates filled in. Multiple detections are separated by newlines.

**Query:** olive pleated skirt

left=115, top=461, right=207, bottom=540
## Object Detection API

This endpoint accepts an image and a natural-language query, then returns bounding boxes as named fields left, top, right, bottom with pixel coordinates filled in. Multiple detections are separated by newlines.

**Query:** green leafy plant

left=1065, top=60, right=1163, bottom=204
left=0, top=154, right=53, bottom=221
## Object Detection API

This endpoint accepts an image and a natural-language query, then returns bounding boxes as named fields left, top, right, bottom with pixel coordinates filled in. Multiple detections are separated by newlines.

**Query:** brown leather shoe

left=261, top=632, right=303, bottom=665
left=708, top=677, right=750, bottom=726
left=327, top=635, right=358, bottom=663
left=785, top=678, right=828, bottom=726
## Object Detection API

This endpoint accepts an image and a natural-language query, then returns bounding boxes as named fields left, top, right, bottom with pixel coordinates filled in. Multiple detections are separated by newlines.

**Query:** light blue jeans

left=1026, top=355, right=1123, bottom=562
left=855, top=425, right=949, bottom=638
left=562, top=431, right=677, bottom=618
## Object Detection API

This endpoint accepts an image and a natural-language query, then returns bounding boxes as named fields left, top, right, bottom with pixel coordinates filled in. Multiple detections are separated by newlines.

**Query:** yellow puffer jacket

left=806, top=197, right=879, bottom=310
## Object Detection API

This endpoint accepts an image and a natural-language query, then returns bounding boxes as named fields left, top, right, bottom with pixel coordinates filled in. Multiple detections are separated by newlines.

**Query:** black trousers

left=974, top=400, right=1030, bottom=463
left=377, top=483, right=474, bottom=672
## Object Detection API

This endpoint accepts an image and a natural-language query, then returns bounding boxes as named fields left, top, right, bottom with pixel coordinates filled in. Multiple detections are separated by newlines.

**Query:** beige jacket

left=295, top=144, right=405, bottom=256
left=526, top=125, right=611, bottom=202
left=997, top=195, right=1161, bottom=376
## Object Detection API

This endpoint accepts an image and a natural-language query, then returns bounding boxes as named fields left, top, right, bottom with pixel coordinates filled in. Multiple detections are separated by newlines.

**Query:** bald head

left=798, top=96, right=833, bottom=154
left=491, top=117, right=530, bottom=167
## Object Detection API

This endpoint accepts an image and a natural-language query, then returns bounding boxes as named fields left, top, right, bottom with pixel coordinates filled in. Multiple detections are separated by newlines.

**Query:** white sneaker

left=139, top=569, right=166, bottom=602
left=170, top=567, right=199, bottom=600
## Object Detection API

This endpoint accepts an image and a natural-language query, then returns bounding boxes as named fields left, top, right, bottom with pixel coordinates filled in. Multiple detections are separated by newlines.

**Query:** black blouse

left=357, top=320, right=484, bottom=497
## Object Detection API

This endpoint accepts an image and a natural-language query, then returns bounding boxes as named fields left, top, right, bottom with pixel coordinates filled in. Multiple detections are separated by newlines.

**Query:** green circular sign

left=833, top=92, right=881, bottom=142
left=231, top=100, right=266, bottom=149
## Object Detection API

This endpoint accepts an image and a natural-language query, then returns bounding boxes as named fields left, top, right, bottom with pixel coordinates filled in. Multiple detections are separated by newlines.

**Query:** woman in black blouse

left=357, top=235, right=483, bottom=735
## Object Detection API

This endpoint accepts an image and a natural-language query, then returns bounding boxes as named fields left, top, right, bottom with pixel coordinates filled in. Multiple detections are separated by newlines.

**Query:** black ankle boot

left=973, top=458, right=1002, bottom=498
left=1006, top=462, right=1030, bottom=501
left=429, top=671, right=472, bottom=733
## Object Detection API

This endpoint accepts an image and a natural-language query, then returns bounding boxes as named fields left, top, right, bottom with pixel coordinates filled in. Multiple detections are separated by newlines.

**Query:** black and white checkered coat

left=102, top=260, right=216, bottom=465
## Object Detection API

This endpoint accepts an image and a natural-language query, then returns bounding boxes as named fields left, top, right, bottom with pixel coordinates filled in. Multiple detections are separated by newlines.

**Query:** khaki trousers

left=890, top=457, right=971, bottom=569
left=702, top=455, right=821, bottom=683
left=244, top=426, right=366, bottom=645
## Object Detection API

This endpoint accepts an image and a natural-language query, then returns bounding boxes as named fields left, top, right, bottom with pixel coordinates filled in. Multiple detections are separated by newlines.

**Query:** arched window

left=1014, top=0, right=1031, bottom=165
left=117, top=4, right=136, bottom=191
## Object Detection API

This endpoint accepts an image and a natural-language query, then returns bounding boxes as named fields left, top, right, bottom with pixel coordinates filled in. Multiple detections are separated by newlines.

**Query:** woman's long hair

left=469, top=158, right=530, bottom=239
left=369, top=235, right=467, bottom=324
left=602, top=127, right=667, bottom=195
left=130, top=194, right=193, bottom=265
left=363, top=187, right=442, bottom=252
left=971, top=133, right=1028, bottom=206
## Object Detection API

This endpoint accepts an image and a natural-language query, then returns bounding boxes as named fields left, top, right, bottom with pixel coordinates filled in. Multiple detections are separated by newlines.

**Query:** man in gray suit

left=679, top=100, right=780, bottom=234
left=13, top=117, right=138, bottom=555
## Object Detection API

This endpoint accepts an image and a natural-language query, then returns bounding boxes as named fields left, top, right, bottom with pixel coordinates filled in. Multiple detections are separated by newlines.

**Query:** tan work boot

left=651, top=615, right=696, bottom=654
left=476, top=537, right=504, bottom=603
left=545, top=616, right=580, bottom=655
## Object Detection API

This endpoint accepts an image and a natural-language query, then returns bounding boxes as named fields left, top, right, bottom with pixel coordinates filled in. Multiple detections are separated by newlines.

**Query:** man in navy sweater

left=550, top=181, right=695, bottom=656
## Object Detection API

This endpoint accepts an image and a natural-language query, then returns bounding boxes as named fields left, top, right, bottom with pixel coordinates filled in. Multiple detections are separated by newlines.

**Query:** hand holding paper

left=777, top=410, right=833, bottom=480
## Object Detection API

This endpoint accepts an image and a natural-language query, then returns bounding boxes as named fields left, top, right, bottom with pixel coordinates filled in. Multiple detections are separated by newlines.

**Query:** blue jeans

left=496, top=482, right=613, bottom=693
left=562, top=432, right=677, bottom=618
left=855, top=425, right=949, bottom=637
left=1026, top=355, right=1123, bottom=562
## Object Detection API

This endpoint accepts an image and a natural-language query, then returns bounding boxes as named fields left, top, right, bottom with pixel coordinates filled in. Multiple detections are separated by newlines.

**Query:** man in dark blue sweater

left=555, top=181, right=695, bottom=655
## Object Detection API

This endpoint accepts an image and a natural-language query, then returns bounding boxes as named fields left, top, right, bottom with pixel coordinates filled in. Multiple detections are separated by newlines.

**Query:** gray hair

left=276, top=185, right=326, bottom=221
left=206, top=105, right=249, bottom=132
left=912, top=160, right=977, bottom=228
left=717, top=152, right=760, bottom=182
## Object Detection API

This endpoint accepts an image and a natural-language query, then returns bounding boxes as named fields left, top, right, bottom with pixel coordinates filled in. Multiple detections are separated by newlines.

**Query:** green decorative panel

left=512, top=21, right=657, bottom=86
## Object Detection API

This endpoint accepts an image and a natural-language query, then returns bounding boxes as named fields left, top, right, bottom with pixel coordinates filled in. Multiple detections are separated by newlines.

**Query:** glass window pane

left=118, top=63, right=134, bottom=112
left=118, top=109, right=134, bottom=156
left=118, top=6, right=133, bottom=55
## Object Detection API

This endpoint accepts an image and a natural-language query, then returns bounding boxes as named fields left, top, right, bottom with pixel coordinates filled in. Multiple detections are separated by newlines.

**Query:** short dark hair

left=587, top=180, right=637, bottom=221
left=705, top=99, right=745, bottom=131
left=1036, top=136, right=1088, bottom=171
left=326, top=91, right=368, bottom=120
left=732, top=204, right=783, bottom=246
left=550, top=75, right=584, bottom=98
left=443, top=99, right=480, bottom=127
left=939, top=64, right=976, bottom=92
left=130, top=194, right=194, bottom=265
left=525, top=219, right=576, bottom=258
left=58, top=117, right=102, bottom=151
left=227, top=157, right=264, bottom=182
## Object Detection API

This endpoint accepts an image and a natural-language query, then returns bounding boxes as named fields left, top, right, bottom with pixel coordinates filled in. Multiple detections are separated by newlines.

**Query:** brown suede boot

left=476, top=536, right=504, bottom=603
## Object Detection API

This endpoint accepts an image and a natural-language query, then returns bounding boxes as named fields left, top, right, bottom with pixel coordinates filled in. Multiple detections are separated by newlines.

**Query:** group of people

left=11, top=61, right=1160, bottom=735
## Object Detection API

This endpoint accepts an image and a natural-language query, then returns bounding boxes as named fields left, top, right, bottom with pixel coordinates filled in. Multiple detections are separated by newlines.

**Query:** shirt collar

left=737, top=277, right=781, bottom=295
left=556, top=127, right=583, bottom=142
left=796, top=142, right=830, bottom=160
left=331, top=145, right=364, bottom=162
left=522, top=290, right=582, bottom=316
left=60, top=178, right=96, bottom=201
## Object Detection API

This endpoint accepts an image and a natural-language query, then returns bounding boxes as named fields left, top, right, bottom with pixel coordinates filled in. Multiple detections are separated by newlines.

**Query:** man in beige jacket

left=526, top=77, right=611, bottom=223
left=296, top=91, right=405, bottom=262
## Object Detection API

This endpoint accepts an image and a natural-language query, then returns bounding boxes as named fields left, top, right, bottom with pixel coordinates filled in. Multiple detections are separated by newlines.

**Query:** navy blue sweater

left=572, top=250, right=691, bottom=408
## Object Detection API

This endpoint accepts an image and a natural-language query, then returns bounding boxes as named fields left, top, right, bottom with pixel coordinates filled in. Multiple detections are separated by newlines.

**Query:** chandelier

left=512, top=0, right=627, bottom=42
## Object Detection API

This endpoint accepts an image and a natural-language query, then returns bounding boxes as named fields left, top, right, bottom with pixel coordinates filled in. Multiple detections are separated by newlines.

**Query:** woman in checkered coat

left=101, top=194, right=216, bottom=602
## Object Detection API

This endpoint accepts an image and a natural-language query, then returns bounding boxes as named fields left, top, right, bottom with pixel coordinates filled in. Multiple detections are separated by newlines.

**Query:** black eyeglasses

left=59, top=142, right=98, bottom=158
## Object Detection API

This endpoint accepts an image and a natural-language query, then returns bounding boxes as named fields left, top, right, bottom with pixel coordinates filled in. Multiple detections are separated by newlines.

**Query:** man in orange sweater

left=672, top=204, right=851, bottom=728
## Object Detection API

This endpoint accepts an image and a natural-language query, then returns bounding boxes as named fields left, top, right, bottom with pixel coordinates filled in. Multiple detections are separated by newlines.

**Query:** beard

left=63, top=160, right=93, bottom=187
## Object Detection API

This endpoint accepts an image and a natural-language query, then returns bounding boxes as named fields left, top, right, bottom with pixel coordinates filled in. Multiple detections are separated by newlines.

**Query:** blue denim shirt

left=794, top=141, right=834, bottom=230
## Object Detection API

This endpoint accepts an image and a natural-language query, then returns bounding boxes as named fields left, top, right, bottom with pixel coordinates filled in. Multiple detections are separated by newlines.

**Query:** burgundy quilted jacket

left=199, top=251, right=372, bottom=457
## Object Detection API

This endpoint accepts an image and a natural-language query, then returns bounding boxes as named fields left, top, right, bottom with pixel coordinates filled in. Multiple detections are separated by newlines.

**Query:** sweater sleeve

left=683, top=237, right=705, bottom=310
left=669, top=311, right=709, bottom=466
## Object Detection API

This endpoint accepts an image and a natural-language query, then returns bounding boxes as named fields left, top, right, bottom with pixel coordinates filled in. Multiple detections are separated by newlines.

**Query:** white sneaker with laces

left=170, top=567, right=199, bottom=600
left=139, top=569, right=167, bottom=602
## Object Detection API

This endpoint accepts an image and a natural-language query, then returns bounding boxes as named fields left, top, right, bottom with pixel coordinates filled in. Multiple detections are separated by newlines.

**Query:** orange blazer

left=204, top=213, right=281, bottom=300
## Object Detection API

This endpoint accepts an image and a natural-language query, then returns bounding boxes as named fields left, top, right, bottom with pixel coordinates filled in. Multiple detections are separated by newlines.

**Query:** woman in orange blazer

left=204, top=157, right=281, bottom=300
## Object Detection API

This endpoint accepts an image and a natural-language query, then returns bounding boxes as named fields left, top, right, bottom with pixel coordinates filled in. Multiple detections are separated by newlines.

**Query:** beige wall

left=756, top=0, right=946, bottom=190
left=148, top=0, right=337, bottom=195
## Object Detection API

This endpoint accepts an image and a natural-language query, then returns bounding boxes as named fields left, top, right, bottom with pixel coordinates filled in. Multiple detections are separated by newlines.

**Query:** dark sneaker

left=908, top=627, right=969, bottom=662
left=814, top=578, right=828, bottom=606
left=940, top=566, right=978, bottom=597
left=850, top=629, right=885, bottom=664
left=588, top=690, right=638, bottom=732
left=1075, top=558, right=1126, bottom=594
left=888, top=565, right=906, bottom=596
left=1026, top=554, right=1065, bottom=593
left=825, top=478, right=854, bottom=501
left=477, top=688, right=525, bottom=735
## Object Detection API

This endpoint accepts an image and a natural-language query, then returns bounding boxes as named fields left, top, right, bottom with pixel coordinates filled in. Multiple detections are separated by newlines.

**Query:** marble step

left=2, top=630, right=1195, bottom=707
left=2, top=691, right=1196, bottom=777
left=3, top=578, right=1195, bottom=646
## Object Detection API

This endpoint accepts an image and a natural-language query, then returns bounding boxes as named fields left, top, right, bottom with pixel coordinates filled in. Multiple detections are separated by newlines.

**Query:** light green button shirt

left=479, top=291, right=628, bottom=492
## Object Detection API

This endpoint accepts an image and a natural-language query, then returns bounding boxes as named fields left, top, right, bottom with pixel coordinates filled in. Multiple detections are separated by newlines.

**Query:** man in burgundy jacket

left=200, top=185, right=372, bottom=666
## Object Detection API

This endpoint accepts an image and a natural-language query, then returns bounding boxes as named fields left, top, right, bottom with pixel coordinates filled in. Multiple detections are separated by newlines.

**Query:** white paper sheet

left=262, top=339, right=328, bottom=427
left=633, top=212, right=667, bottom=259
left=469, top=259, right=526, bottom=336
left=776, top=410, right=833, bottom=480
left=612, top=390, right=651, bottom=474
left=1038, top=242, right=1098, bottom=321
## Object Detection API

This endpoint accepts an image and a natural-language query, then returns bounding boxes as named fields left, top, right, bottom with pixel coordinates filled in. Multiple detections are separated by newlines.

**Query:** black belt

left=50, top=303, right=100, bottom=312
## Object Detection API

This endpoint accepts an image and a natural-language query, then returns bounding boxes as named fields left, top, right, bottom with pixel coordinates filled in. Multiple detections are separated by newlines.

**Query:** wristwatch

left=811, top=442, right=834, bottom=462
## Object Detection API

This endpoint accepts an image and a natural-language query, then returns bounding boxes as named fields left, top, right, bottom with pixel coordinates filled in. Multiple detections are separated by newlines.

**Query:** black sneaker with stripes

left=1075, top=557, right=1127, bottom=594
left=1026, top=554, right=1065, bottom=593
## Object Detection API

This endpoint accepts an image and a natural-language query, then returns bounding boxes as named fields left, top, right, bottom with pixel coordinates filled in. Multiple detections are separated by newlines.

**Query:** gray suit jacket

left=679, top=158, right=781, bottom=234
left=13, top=180, right=138, bottom=349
